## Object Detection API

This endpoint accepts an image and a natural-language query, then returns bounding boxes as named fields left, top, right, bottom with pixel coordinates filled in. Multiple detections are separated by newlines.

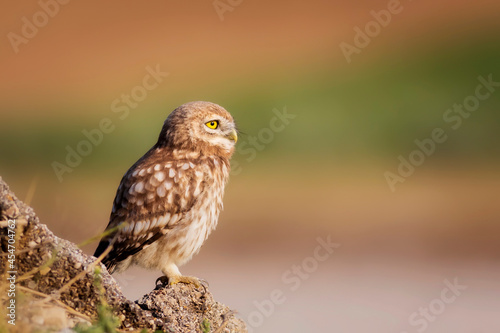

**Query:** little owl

left=93, top=101, right=237, bottom=287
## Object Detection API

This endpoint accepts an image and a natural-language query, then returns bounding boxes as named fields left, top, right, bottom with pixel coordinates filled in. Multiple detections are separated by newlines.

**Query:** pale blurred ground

left=2, top=0, right=500, bottom=332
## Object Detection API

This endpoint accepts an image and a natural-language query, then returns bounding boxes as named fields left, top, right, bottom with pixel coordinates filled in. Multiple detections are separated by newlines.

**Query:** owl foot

left=168, top=275, right=205, bottom=288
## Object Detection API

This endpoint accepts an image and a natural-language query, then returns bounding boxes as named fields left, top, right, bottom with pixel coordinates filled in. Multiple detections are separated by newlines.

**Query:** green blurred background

left=2, top=0, right=500, bottom=332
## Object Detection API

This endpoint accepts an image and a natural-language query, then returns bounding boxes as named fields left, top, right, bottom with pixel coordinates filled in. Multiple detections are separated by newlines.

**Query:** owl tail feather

left=93, top=240, right=116, bottom=274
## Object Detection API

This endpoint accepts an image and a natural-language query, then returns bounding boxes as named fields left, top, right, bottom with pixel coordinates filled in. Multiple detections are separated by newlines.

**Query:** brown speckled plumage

left=94, top=101, right=237, bottom=284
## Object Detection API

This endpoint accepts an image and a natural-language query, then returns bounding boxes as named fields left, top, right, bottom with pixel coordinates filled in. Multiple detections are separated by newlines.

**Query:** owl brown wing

left=94, top=149, right=207, bottom=272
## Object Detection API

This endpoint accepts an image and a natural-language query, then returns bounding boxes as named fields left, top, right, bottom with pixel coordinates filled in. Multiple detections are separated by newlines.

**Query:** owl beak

left=226, top=128, right=238, bottom=143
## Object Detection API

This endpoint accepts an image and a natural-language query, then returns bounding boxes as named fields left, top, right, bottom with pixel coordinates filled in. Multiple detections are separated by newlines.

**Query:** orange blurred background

left=2, top=0, right=500, bottom=332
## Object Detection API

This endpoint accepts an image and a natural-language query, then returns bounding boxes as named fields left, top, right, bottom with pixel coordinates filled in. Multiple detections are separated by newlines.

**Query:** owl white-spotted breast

left=93, top=101, right=237, bottom=287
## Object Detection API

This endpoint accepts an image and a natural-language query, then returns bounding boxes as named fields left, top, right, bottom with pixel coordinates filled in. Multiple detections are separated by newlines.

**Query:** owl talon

left=199, top=278, right=209, bottom=289
left=199, top=278, right=209, bottom=295
left=155, top=275, right=170, bottom=287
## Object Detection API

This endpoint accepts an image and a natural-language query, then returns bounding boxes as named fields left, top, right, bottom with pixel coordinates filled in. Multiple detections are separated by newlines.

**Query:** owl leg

left=161, top=263, right=203, bottom=288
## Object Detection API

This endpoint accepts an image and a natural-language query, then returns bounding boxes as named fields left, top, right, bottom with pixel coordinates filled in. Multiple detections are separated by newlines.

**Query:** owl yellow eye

left=205, top=120, right=219, bottom=129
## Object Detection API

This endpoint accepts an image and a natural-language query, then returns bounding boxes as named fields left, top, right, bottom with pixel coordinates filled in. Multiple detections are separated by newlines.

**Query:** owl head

left=157, top=101, right=238, bottom=158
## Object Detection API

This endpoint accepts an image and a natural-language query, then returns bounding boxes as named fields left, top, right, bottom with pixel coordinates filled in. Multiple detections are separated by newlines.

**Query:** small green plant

left=74, top=267, right=120, bottom=333
left=200, top=318, right=211, bottom=333
left=74, top=304, right=120, bottom=333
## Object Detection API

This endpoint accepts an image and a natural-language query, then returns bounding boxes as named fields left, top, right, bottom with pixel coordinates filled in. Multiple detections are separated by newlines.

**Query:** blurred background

left=2, top=0, right=500, bottom=332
